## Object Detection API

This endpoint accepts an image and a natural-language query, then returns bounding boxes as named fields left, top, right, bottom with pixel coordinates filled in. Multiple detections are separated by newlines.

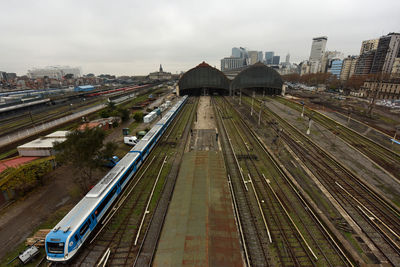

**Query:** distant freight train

left=45, top=95, right=187, bottom=262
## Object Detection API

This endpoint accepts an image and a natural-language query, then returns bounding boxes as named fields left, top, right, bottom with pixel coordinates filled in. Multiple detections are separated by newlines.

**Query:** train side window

left=79, top=221, right=89, bottom=236
left=95, top=186, right=118, bottom=216
left=74, top=234, right=78, bottom=242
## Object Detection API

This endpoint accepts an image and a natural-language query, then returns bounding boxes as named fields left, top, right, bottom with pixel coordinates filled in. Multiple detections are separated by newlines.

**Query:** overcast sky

left=1, top=0, right=399, bottom=76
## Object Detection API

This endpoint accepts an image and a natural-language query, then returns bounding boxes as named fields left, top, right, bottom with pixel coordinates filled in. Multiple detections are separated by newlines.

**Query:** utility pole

left=347, top=111, right=351, bottom=124
left=393, top=126, right=400, bottom=144
left=251, top=91, right=254, bottom=116
left=300, top=102, right=305, bottom=117
left=239, top=90, right=242, bottom=105
left=367, top=71, right=384, bottom=117
left=258, top=101, right=263, bottom=125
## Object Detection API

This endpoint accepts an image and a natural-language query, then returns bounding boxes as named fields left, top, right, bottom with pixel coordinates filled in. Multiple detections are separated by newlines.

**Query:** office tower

left=272, top=56, right=280, bottom=65
left=285, top=53, right=290, bottom=64
left=309, top=36, right=328, bottom=73
left=258, top=51, right=263, bottom=62
left=309, top=36, right=328, bottom=62
left=355, top=51, right=376, bottom=75
left=360, top=39, right=379, bottom=55
left=265, top=52, right=274, bottom=64
left=371, top=33, right=400, bottom=73
left=231, top=47, right=248, bottom=59
left=221, top=57, right=246, bottom=71
left=328, top=59, right=343, bottom=77
left=340, top=56, right=358, bottom=81
left=248, top=51, right=259, bottom=65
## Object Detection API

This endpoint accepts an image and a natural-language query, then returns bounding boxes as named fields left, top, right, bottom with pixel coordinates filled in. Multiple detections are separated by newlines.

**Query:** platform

left=153, top=150, right=243, bottom=266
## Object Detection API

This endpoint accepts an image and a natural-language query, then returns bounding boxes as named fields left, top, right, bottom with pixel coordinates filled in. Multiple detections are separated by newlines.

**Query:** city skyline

left=0, top=0, right=399, bottom=76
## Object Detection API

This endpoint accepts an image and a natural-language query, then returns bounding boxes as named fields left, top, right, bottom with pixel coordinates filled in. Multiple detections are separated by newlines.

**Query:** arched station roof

left=231, top=62, right=283, bottom=94
left=178, top=62, right=230, bottom=95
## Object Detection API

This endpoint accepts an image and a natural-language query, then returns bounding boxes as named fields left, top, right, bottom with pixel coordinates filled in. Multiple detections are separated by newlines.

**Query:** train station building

left=178, top=61, right=283, bottom=96
left=230, top=62, right=283, bottom=95
left=177, top=62, right=230, bottom=96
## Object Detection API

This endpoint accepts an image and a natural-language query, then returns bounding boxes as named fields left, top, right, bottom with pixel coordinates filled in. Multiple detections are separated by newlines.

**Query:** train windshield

left=47, top=242, right=65, bottom=254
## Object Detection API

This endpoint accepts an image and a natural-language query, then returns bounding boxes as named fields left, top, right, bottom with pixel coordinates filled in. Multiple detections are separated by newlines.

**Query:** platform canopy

left=231, top=62, right=283, bottom=95
left=178, top=62, right=230, bottom=96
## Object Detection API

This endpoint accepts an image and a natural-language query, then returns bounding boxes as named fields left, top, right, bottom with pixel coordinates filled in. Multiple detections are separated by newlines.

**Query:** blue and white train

left=45, top=95, right=188, bottom=262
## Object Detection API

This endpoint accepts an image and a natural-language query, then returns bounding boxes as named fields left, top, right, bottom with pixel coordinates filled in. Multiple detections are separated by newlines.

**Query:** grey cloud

left=0, top=0, right=399, bottom=75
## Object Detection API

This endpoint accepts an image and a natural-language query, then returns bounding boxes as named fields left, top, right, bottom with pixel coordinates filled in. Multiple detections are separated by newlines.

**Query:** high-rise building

left=355, top=51, right=376, bottom=75
left=391, top=58, right=400, bottom=78
left=309, top=36, right=328, bottom=62
left=258, top=51, right=263, bottom=62
left=221, top=57, right=246, bottom=71
left=360, top=39, right=379, bottom=55
left=328, top=59, right=343, bottom=78
left=299, top=60, right=311, bottom=75
left=370, top=32, right=400, bottom=74
left=272, top=56, right=280, bottom=65
left=265, top=52, right=274, bottom=64
left=321, top=51, right=344, bottom=73
left=248, top=51, right=259, bottom=65
left=340, top=56, right=358, bottom=81
left=285, top=53, right=290, bottom=64
left=309, top=36, right=328, bottom=73
left=232, top=47, right=248, bottom=59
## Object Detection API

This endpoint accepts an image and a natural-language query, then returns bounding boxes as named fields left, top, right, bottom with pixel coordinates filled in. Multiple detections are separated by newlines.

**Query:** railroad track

left=214, top=96, right=351, bottom=266
left=67, top=97, right=198, bottom=266
left=274, top=96, right=400, bottom=181
left=237, top=95, right=400, bottom=265
left=0, top=98, right=102, bottom=137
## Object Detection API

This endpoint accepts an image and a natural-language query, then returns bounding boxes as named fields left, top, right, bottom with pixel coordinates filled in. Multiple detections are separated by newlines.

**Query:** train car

left=74, top=85, right=95, bottom=93
left=45, top=96, right=188, bottom=262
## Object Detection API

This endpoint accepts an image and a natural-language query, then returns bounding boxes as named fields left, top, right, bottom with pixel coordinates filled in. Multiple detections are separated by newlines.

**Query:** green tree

left=117, top=107, right=130, bottom=122
left=99, top=109, right=111, bottom=118
left=53, top=128, right=116, bottom=193
left=133, top=112, right=144, bottom=122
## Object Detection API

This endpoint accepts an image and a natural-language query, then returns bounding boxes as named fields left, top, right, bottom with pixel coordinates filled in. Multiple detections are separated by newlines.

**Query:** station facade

left=177, top=61, right=283, bottom=96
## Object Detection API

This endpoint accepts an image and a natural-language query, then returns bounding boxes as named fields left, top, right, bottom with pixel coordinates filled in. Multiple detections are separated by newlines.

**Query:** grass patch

left=0, top=204, right=73, bottom=267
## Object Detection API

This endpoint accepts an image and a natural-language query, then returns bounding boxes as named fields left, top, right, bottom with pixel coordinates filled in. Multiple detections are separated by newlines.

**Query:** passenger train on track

left=45, top=95, right=188, bottom=262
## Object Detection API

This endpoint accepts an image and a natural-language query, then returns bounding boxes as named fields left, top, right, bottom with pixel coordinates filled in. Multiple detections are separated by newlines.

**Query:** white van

left=124, top=136, right=138, bottom=146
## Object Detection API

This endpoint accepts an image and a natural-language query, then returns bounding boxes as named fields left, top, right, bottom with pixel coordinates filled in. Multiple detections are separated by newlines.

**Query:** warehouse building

left=17, top=131, right=69, bottom=157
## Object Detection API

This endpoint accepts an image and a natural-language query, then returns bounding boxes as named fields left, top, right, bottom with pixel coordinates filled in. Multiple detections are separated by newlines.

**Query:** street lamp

left=300, top=101, right=305, bottom=117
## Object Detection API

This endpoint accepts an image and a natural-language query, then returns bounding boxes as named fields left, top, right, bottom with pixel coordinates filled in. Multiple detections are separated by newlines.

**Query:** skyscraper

left=355, top=51, right=376, bottom=75
left=340, top=56, right=358, bottom=81
left=285, top=53, right=290, bottom=64
left=309, top=36, right=328, bottom=62
left=360, top=39, right=379, bottom=55
left=370, top=33, right=400, bottom=74
left=309, top=36, right=327, bottom=73
left=248, top=51, right=259, bottom=65
left=258, top=51, right=263, bottom=62
left=265, top=52, right=274, bottom=64
left=328, top=59, right=343, bottom=78
left=232, top=47, right=248, bottom=59
left=272, top=56, right=280, bottom=65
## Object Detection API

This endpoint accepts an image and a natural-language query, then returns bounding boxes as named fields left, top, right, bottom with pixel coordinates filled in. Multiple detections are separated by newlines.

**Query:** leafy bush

left=133, top=112, right=144, bottom=122
left=0, top=158, right=53, bottom=195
